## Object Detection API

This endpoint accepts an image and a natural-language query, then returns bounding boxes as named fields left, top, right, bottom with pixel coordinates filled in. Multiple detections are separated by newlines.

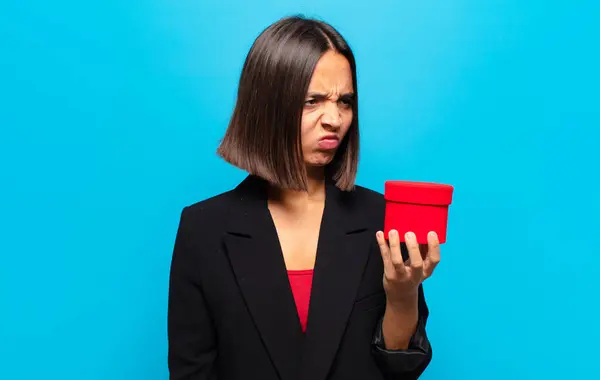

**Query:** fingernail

left=405, top=232, right=414, bottom=240
left=390, top=230, right=397, bottom=238
left=377, top=231, right=383, bottom=239
left=429, top=231, right=437, bottom=238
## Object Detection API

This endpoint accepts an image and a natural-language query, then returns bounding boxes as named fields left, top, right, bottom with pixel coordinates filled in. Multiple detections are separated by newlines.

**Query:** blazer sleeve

left=371, top=285, right=432, bottom=379
left=168, top=207, right=218, bottom=380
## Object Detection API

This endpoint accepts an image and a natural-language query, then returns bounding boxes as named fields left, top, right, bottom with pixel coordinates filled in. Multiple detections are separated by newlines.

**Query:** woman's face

left=301, top=50, right=354, bottom=168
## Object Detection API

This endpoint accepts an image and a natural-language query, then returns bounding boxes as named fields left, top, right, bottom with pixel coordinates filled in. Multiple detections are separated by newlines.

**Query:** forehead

left=308, top=50, right=353, bottom=93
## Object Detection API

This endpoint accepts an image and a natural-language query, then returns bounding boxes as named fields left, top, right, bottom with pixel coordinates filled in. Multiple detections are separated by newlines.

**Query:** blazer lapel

left=299, top=179, right=373, bottom=380
left=222, top=175, right=303, bottom=380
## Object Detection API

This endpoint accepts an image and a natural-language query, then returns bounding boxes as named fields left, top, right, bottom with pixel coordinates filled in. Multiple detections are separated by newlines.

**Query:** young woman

left=168, top=15, right=440, bottom=380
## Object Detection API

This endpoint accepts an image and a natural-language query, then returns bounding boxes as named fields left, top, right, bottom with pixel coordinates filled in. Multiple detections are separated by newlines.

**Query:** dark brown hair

left=216, top=15, right=359, bottom=191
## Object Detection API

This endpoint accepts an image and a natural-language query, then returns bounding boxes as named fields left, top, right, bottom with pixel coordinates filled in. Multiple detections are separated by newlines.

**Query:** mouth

left=317, top=135, right=340, bottom=150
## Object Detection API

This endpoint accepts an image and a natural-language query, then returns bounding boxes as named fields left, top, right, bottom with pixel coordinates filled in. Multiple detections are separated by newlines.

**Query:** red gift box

left=383, top=180, right=454, bottom=244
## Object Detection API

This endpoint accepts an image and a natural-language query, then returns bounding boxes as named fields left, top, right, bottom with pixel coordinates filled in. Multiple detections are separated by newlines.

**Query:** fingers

left=404, top=232, right=424, bottom=280
left=377, top=230, right=439, bottom=282
left=424, top=231, right=441, bottom=278
left=388, top=230, right=407, bottom=277
left=376, top=231, right=396, bottom=279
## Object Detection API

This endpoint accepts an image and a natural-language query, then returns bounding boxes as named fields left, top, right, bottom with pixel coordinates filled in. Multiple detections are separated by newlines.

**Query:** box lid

left=384, top=180, right=454, bottom=206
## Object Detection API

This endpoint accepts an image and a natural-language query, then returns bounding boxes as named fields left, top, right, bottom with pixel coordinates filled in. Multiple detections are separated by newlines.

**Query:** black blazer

left=168, top=175, right=432, bottom=380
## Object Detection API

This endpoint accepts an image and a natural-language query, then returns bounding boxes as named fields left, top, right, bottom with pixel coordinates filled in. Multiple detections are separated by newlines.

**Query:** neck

left=268, top=166, right=327, bottom=209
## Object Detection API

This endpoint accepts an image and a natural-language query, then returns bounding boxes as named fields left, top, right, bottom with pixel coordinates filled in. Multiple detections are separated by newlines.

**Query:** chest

left=268, top=203, right=324, bottom=270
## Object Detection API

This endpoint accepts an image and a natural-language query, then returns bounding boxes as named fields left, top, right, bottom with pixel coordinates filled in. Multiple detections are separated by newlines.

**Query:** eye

left=339, top=98, right=354, bottom=108
left=304, top=98, right=318, bottom=106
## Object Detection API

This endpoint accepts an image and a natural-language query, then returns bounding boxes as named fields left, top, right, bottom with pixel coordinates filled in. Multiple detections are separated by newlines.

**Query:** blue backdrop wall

left=1, top=1, right=599, bottom=379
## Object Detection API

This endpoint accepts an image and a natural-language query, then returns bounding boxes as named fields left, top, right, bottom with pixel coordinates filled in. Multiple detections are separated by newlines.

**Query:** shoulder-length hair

left=216, top=16, right=359, bottom=191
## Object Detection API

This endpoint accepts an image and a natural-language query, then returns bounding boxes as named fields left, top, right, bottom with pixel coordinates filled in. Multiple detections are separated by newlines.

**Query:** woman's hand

left=376, top=229, right=440, bottom=308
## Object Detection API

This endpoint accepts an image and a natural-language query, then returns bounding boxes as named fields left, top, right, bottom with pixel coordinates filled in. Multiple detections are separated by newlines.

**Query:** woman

left=168, top=15, right=440, bottom=380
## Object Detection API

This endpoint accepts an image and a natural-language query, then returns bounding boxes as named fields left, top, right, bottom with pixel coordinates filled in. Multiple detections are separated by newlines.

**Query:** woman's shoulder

left=180, top=175, right=262, bottom=220
left=351, top=184, right=384, bottom=206
left=343, top=183, right=385, bottom=213
left=177, top=179, right=386, bottom=226
left=341, top=184, right=386, bottom=226
left=180, top=189, right=236, bottom=223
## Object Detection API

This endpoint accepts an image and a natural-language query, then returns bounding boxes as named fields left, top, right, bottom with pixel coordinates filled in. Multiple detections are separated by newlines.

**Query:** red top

left=287, top=269, right=314, bottom=332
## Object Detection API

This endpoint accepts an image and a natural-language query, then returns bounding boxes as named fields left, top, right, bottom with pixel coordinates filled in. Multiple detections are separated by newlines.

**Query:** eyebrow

left=306, top=91, right=355, bottom=100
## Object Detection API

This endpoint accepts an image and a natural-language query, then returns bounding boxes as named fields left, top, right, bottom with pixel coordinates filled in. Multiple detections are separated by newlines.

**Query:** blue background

left=1, top=1, right=599, bottom=379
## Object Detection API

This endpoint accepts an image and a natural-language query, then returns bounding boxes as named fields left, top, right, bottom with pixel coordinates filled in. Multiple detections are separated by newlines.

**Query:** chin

left=306, top=151, right=336, bottom=166
left=306, top=157, right=333, bottom=167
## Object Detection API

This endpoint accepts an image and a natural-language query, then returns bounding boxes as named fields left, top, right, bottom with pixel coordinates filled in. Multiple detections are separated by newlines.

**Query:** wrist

left=382, top=296, right=419, bottom=350
left=386, top=293, right=419, bottom=314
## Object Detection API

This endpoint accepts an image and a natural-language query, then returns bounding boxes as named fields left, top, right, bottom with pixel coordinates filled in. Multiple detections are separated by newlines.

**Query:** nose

left=321, top=102, right=342, bottom=130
